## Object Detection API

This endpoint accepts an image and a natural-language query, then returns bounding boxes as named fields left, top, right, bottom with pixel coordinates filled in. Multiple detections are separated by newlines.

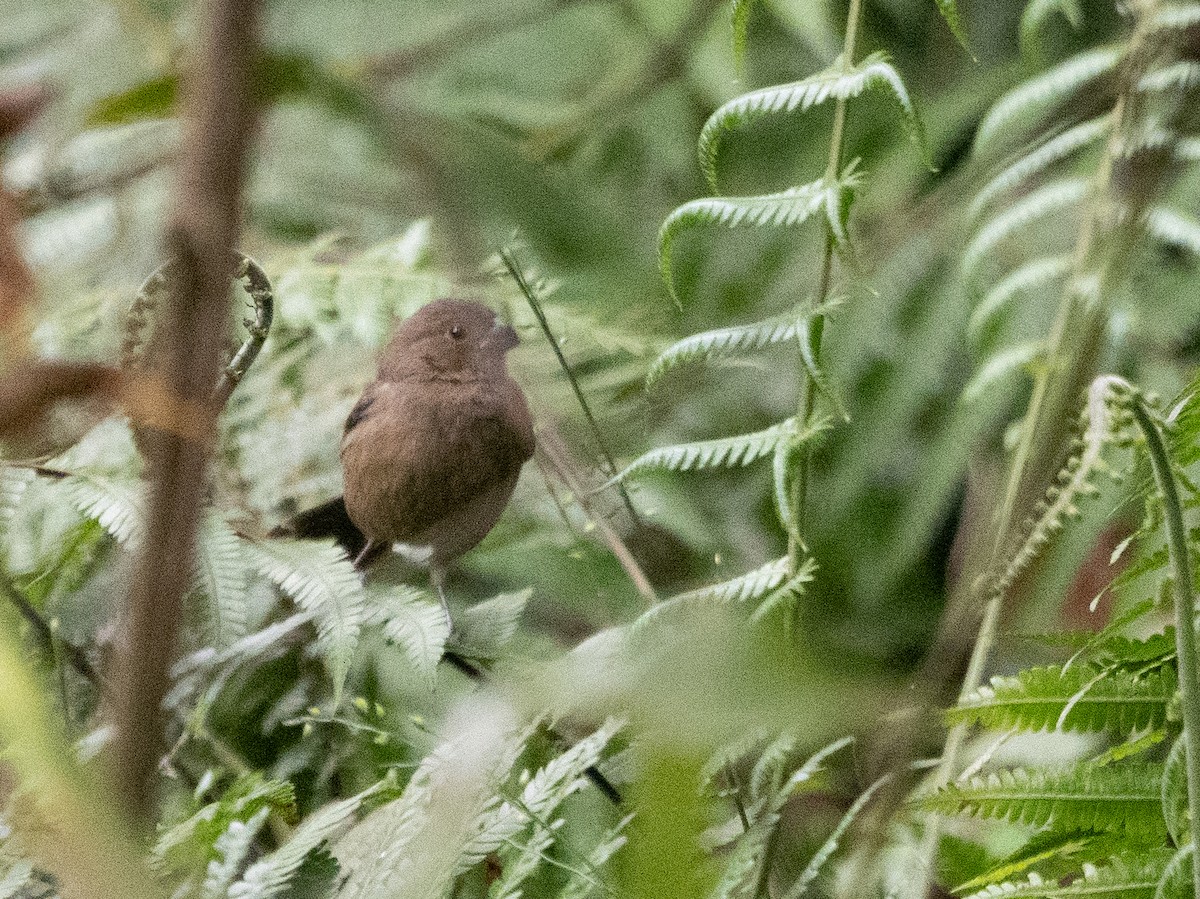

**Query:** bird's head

left=378, top=298, right=519, bottom=382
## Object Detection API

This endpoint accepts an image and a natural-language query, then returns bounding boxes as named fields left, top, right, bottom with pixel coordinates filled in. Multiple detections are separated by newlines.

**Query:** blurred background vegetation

left=2, top=0, right=1200, bottom=896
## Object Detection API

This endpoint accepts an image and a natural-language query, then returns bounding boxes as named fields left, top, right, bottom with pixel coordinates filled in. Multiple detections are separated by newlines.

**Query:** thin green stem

left=786, top=0, right=860, bottom=572
left=1130, top=396, right=1200, bottom=899
left=500, top=247, right=643, bottom=527
left=916, top=14, right=1158, bottom=889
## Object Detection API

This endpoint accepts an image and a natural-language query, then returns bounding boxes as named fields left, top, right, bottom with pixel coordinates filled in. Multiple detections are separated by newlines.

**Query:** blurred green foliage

left=2, top=0, right=1200, bottom=896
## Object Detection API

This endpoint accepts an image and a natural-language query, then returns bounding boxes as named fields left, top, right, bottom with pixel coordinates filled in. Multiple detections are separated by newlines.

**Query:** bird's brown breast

left=339, top=374, right=533, bottom=564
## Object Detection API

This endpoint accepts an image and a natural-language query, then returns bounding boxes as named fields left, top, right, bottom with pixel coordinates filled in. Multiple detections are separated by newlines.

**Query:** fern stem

left=1130, top=395, right=1200, bottom=899
left=915, top=4, right=1172, bottom=887
left=786, top=0, right=860, bottom=572
left=500, top=247, right=643, bottom=527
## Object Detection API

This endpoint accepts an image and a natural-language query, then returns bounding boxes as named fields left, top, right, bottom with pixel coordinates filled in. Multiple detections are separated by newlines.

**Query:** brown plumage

left=278, top=299, right=534, bottom=593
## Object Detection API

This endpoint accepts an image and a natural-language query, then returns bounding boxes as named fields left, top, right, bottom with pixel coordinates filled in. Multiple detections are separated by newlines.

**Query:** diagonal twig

left=500, top=245, right=643, bottom=528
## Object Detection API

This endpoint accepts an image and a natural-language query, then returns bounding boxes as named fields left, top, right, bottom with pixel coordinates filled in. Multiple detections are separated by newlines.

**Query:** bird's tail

left=270, top=496, right=387, bottom=567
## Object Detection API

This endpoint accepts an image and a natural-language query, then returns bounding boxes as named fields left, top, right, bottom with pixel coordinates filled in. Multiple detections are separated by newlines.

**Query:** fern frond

left=1145, top=207, right=1200, bottom=257
left=995, top=376, right=1122, bottom=596
left=752, top=734, right=853, bottom=807
left=610, top=416, right=827, bottom=484
left=646, top=309, right=825, bottom=389
left=1138, top=61, right=1200, bottom=94
left=974, top=46, right=1123, bottom=156
left=231, top=781, right=383, bottom=899
left=461, top=719, right=621, bottom=866
left=971, top=117, right=1110, bottom=220
left=1160, top=737, right=1188, bottom=847
left=455, top=589, right=530, bottom=659
left=633, top=556, right=816, bottom=637
left=194, top=514, right=249, bottom=649
left=954, top=831, right=1105, bottom=894
left=1020, top=0, right=1083, bottom=56
left=250, top=539, right=366, bottom=706
left=924, top=763, right=1166, bottom=840
left=556, top=814, right=631, bottom=899
left=969, top=256, right=1072, bottom=345
left=1151, top=3, right=1200, bottom=34
left=711, top=818, right=772, bottom=899
left=365, top=585, right=448, bottom=689
left=202, top=809, right=270, bottom=899
left=963, top=340, right=1043, bottom=404
left=698, top=52, right=927, bottom=187
left=659, top=179, right=830, bottom=302
left=156, top=776, right=297, bottom=877
left=62, top=470, right=145, bottom=545
left=961, top=851, right=1172, bottom=899
left=947, top=664, right=1176, bottom=734
left=935, top=0, right=970, bottom=51
left=731, top=0, right=757, bottom=74
left=1155, top=846, right=1194, bottom=899
left=963, top=178, right=1089, bottom=283
left=779, top=773, right=891, bottom=899
left=0, top=467, right=32, bottom=558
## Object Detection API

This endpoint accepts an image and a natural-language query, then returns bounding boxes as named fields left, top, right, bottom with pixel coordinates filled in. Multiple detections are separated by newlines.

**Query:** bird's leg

left=352, top=539, right=377, bottom=570
left=431, top=566, right=453, bottom=633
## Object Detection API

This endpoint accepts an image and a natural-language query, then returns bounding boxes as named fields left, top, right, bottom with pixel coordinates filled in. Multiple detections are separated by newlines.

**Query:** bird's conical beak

left=489, top=320, right=519, bottom=351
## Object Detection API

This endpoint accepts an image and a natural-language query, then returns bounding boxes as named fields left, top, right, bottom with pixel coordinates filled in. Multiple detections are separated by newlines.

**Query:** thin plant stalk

left=786, top=0, right=861, bottom=573
left=1130, top=394, right=1200, bottom=899
left=916, top=6, right=1160, bottom=885
left=500, top=246, right=643, bottom=527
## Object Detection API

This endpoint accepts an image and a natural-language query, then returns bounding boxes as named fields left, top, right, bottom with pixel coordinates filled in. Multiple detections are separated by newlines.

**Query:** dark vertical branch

left=111, top=0, right=261, bottom=826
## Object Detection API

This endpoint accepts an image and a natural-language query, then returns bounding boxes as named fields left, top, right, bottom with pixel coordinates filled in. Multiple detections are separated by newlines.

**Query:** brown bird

left=280, top=298, right=534, bottom=617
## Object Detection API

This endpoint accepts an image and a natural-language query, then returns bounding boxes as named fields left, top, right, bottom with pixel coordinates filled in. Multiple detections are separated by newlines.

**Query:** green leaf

left=963, top=852, right=1172, bottom=898
left=233, top=781, right=384, bottom=899
left=962, top=340, right=1043, bottom=405
left=924, top=763, right=1167, bottom=841
left=365, top=584, right=449, bottom=689
left=970, top=116, right=1110, bottom=220
left=934, top=0, right=972, bottom=53
left=155, top=775, right=296, bottom=880
left=1161, top=737, right=1189, bottom=848
left=1020, top=0, right=1083, bottom=58
left=954, top=830, right=1103, bottom=893
left=62, top=470, right=146, bottom=546
left=633, top=556, right=816, bottom=637
left=948, top=664, right=1176, bottom=734
left=797, top=313, right=847, bottom=421
left=963, top=178, right=1088, bottom=282
left=697, top=52, right=929, bottom=188
left=87, top=75, right=178, bottom=125
left=731, top=0, right=757, bottom=75
left=454, top=588, right=531, bottom=659
left=194, top=513, right=249, bottom=649
left=1145, top=207, right=1200, bottom=257
left=974, top=46, right=1122, bottom=157
left=250, top=539, right=366, bottom=706
left=1156, top=846, right=1194, bottom=899
left=610, top=416, right=828, bottom=483
left=646, top=309, right=828, bottom=389
left=969, top=256, right=1072, bottom=346
left=659, top=180, right=829, bottom=304
left=779, top=773, right=891, bottom=899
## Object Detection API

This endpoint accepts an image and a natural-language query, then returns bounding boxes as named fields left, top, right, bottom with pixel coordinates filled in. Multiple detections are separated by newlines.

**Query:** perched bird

left=279, top=299, right=534, bottom=615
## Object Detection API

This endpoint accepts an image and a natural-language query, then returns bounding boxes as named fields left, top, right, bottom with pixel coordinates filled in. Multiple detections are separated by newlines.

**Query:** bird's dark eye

left=449, top=325, right=464, bottom=339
